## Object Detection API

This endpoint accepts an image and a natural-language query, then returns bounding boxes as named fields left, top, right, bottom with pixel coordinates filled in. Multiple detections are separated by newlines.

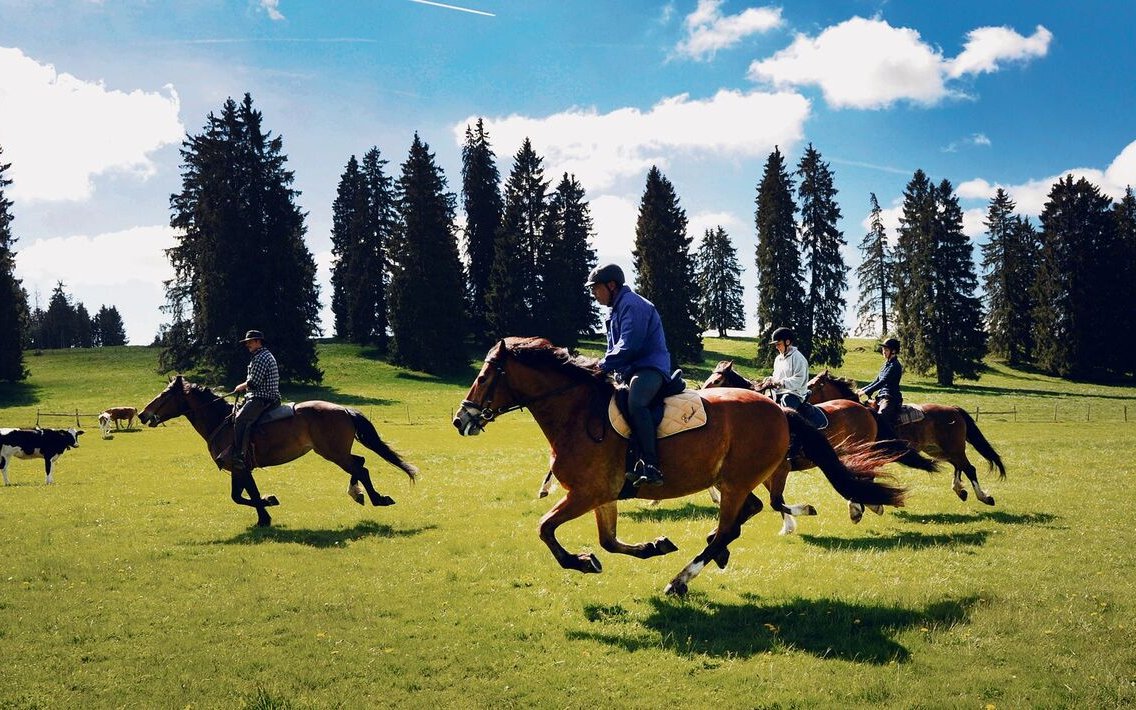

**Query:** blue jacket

left=599, top=285, right=671, bottom=381
left=862, top=356, right=903, bottom=402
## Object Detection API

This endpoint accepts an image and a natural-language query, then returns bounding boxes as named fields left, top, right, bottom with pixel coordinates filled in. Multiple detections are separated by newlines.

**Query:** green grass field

left=2, top=339, right=1135, bottom=708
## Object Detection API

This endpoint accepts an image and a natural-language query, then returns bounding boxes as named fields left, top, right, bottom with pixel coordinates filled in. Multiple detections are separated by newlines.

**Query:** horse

left=138, top=376, right=417, bottom=527
left=702, top=361, right=937, bottom=530
left=453, top=337, right=907, bottom=597
left=806, top=370, right=1006, bottom=505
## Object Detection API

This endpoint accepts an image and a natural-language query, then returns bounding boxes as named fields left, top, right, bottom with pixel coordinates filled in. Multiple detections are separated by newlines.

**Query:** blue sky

left=2, top=0, right=1133, bottom=344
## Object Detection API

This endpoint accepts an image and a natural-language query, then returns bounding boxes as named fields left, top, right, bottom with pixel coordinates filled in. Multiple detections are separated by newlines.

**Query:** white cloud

left=0, top=47, right=184, bottom=203
left=15, top=226, right=178, bottom=344
left=957, top=137, right=1136, bottom=218
left=456, top=89, right=810, bottom=193
left=675, top=0, right=783, bottom=61
left=942, top=132, right=991, bottom=153
left=748, top=17, right=1050, bottom=109
left=259, top=0, right=285, bottom=21
left=946, top=25, right=1052, bottom=78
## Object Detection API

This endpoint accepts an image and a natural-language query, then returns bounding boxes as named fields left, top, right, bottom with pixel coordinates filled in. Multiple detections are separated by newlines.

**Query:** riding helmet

left=586, top=263, right=625, bottom=287
left=882, top=337, right=901, bottom=351
left=769, top=326, right=794, bottom=344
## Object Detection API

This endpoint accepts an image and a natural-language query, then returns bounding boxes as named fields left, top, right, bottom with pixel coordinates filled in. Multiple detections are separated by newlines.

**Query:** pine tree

left=164, top=94, right=321, bottom=382
left=981, top=190, right=1037, bottom=366
left=1112, top=187, right=1136, bottom=375
left=330, top=149, right=395, bottom=348
left=94, top=305, right=128, bottom=346
left=754, top=147, right=803, bottom=368
left=74, top=302, right=93, bottom=348
left=0, top=146, right=28, bottom=380
left=388, top=133, right=467, bottom=373
left=42, top=282, right=75, bottom=349
left=854, top=193, right=893, bottom=337
left=633, top=166, right=702, bottom=365
left=486, top=139, right=548, bottom=337
left=893, top=170, right=937, bottom=374
left=796, top=144, right=847, bottom=367
left=461, top=119, right=504, bottom=343
left=537, top=173, right=597, bottom=347
left=1032, top=175, right=1115, bottom=378
left=928, top=179, right=985, bottom=385
left=694, top=226, right=745, bottom=337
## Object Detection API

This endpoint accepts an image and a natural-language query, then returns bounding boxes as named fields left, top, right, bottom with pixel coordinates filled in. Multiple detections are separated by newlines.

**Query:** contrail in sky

left=408, top=0, right=495, bottom=17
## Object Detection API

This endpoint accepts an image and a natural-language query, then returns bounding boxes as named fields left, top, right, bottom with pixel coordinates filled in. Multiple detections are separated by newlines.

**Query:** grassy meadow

left=1, top=338, right=1135, bottom=708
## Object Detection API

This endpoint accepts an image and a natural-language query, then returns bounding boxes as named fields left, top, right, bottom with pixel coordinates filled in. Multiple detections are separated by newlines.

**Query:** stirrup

left=627, top=460, right=664, bottom=487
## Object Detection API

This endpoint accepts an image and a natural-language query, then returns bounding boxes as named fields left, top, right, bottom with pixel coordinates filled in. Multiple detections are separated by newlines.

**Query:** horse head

left=139, top=375, right=191, bottom=427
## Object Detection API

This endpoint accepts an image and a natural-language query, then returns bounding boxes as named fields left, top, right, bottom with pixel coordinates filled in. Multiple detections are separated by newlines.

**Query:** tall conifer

left=633, top=166, right=702, bottom=365
left=893, top=170, right=937, bottom=374
left=928, top=180, right=985, bottom=385
left=537, top=173, right=597, bottom=347
left=796, top=144, right=847, bottom=367
left=0, top=147, right=28, bottom=380
left=694, top=226, right=745, bottom=337
left=461, top=120, right=504, bottom=343
left=854, top=193, right=893, bottom=337
left=981, top=189, right=1037, bottom=366
left=754, top=147, right=802, bottom=368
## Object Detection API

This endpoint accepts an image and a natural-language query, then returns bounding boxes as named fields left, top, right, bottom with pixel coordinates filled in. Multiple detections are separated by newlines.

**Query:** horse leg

left=351, top=455, right=395, bottom=507
left=594, top=501, right=678, bottom=559
left=230, top=469, right=274, bottom=527
left=951, top=464, right=968, bottom=501
left=667, top=488, right=752, bottom=596
left=538, top=493, right=604, bottom=573
left=704, top=492, right=762, bottom=569
left=958, top=458, right=995, bottom=506
left=538, top=469, right=556, bottom=499
left=764, top=461, right=815, bottom=536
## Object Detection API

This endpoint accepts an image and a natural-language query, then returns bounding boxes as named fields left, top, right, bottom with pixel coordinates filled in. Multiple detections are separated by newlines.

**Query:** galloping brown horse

left=807, top=370, right=1006, bottom=505
left=139, top=376, right=417, bottom=527
left=702, top=361, right=936, bottom=530
left=453, top=338, right=907, bottom=596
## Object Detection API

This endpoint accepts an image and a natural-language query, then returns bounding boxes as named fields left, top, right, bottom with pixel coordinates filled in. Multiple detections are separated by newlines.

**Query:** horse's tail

left=788, top=411, right=907, bottom=507
left=349, top=410, right=418, bottom=482
left=872, top=438, right=939, bottom=473
left=958, top=408, right=1006, bottom=480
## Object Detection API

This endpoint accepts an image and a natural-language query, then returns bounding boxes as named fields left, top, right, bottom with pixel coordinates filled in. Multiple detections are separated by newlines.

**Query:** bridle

left=459, top=343, right=585, bottom=426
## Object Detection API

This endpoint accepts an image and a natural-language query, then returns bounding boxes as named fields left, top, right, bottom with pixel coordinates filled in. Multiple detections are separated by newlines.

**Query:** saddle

left=608, top=371, right=707, bottom=440
left=212, top=403, right=296, bottom=470
left=896, top=404, right=925, bottom=425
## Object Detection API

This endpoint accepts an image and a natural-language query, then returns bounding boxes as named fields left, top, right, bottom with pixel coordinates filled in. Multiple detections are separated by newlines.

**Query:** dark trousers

left=627, top=369, right=665, bottom=466
left=233, top=397, right=279, bottom=468
left=774, top=392, right=803, bottom=410
left=876, top=396, right=901, bottom=439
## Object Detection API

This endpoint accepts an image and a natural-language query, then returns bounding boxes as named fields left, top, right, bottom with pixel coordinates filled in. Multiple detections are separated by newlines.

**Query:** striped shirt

left=246, top=347, right=280, bottom=401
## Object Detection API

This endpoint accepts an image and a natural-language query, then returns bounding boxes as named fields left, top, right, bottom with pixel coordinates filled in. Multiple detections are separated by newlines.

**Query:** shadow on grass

left=280, top=385, right=396, bottom=408
left=394, top=367, right=481, bottom=387
left=214, top=520, right=436, bottom=548
left=800, top=529, right=991, bottom=551
left=571, top=593, right=984, bottom=664
left=893, top=509, right=1058, bottom=526
left=0, top=381, right=40, bottom=408
left=622, top=501, right=720, bottom=523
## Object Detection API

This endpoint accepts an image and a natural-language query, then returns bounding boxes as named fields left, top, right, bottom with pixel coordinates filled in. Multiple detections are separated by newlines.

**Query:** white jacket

left=769, top=346, right=809, bottom=399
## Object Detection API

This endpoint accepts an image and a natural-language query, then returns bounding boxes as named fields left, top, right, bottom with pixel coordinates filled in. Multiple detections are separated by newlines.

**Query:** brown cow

left=98, top=406, right=137, bottom=436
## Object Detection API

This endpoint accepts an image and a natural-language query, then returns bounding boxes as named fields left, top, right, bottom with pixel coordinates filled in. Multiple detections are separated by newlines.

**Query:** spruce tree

left=461, top=119, right=504, bottom=343
left=633, top=166, right=702, bottom=365
left=981, top=190, right=1037, bottom=366
left=928, top=179, right=985, bottom=385
left=42, top=282, right=75, bottom=349
left=330, top=155, right=366, bottom=340
left=486, top=139, right=548, bottom=337
left=388, top=133, right=467, bottom=373
left=754, top=147, right=803, bottom=368
left=94, top=305, right=128, bottom=346
left=694, top=226, right=745, bottom=337
left=0, top=146, right=28, bottom=380
left=796, top=144, right=847, bottom=367
left=74, top=302, right=94, bottom=348
left=893, top=170, right=937, bottom=374
left=1112, top=187, right=1136, bottom=375
left=165, top=93, right=321, bottom=382
left=1032, top=175, right=1114, bottom=378
left=854, top=193, right=893, bottom=337
left=537, top=173, right=597, bottom=348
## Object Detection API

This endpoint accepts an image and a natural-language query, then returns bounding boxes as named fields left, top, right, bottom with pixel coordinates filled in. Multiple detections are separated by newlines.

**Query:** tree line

left=2, top=93, right=1134, bottom=385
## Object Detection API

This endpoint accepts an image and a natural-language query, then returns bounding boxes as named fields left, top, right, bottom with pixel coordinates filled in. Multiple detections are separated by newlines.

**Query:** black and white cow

left=0, top=428, right=84, bottom=485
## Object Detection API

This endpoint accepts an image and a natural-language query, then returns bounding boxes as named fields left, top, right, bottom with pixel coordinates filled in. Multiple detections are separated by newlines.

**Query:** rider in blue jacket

left=857, top=337, right=903, bottom=439
left=588, top=263, right=671, bottom=487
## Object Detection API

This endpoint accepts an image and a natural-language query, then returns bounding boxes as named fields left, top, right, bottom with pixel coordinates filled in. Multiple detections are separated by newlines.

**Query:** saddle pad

left=897, top=404, right=925, bottom=425
left=258, top=403, right=296, bottom=425
left=608, top=391, right=708, bottom=440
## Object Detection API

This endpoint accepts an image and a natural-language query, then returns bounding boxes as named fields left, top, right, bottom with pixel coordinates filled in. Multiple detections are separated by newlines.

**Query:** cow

left=0, top=428, right=84, bottom=485
left=98, top=406, right=137, bottom=437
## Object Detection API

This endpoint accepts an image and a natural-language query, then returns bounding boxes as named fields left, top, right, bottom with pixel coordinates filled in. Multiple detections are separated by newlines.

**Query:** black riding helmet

left=882, top=337, right=901, bottom=351
left=586, top=263, right=625, bottom=288
left=769, top=326, right=794, bottom=344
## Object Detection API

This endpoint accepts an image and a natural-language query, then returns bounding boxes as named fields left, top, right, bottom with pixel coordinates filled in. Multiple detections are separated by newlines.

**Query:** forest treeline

left=1, top=94, right=1132, bottom=384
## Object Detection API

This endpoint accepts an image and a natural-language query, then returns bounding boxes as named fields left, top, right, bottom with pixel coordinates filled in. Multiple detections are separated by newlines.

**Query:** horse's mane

left=816, top=371, right=858, bottom=398
left=502, top=337, right=609, bottom=388
left=712, top=360, right=758, bottom=389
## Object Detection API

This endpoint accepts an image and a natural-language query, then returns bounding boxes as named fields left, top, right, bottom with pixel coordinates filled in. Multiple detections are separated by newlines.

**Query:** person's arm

left=599, top=300, right=647, bottom=373
left=776, top=352, right=809, bottom=393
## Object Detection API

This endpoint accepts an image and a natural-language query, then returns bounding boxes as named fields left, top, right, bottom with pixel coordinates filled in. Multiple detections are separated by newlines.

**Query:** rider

left=857, top=337, right=903, bottom=439
left=231, top=329, right=281, bottom=473
left=761, top=326, right=811, bottom=413
left=588, top=263, right=671, bottom=488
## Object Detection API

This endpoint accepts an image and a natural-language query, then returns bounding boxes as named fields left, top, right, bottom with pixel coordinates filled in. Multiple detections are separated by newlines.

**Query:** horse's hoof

left=262, top=495, right=280, bottom=507
left=654, top=537, right=678, bottom=555
left=580, top=553, right=602, bottom=573
left=868, top=504, right=884, bottom=516
left=373, top=495, right=396, bottom=507
left=957, top=490, right=968, bottom=501
left=350, top=493, right=365, bottom=506
left=983, top=496, right=996, bottom=506
left=803, top=505, right=818, bottom=517
left=712, top=548, right=731, bottom=569
left=664, top=580, right=688, bottom=597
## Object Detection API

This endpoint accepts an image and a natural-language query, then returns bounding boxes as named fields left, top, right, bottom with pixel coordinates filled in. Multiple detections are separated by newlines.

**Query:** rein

left=461, top=346, right=585, bottom=422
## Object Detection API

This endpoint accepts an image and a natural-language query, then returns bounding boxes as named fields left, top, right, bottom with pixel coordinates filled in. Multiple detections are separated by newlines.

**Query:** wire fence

left=970, top=402, right=1135, bottom=423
